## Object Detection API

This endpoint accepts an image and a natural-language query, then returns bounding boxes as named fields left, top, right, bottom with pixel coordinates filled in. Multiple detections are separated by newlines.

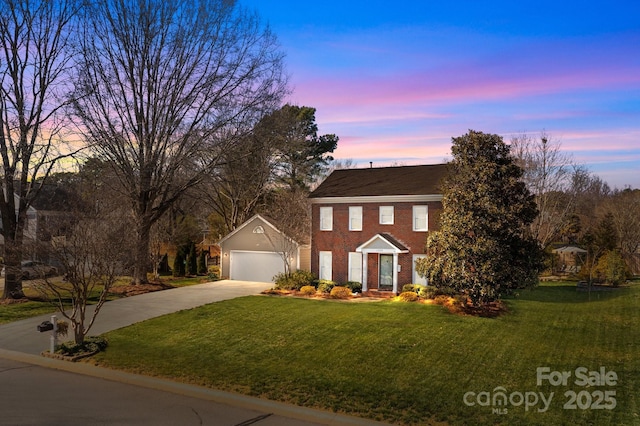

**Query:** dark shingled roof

left=310, top=164, right=448, bottom=198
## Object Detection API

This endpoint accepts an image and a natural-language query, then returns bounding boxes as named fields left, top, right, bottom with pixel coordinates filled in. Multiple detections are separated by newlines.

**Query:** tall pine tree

left=417, top=130, right=542, bottom=306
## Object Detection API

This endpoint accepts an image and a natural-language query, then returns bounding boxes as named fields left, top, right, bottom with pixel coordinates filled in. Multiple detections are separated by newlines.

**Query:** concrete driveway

left=0, top=279, right=273, bottom=355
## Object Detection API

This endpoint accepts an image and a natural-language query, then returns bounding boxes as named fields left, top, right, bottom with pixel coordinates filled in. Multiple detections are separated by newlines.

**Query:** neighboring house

left=0, top=186, right=78, bottom=262
left=219, top=214, right=310, bottom=283
left=0, top=194, right=38, bottom=247
left=309, top=164, right=448, bottom=293
left=552, top=245, right=587, bottom=273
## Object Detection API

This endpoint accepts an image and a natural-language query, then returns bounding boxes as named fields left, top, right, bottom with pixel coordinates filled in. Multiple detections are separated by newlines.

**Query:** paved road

left=0, top=280, right=386, bottom=425
left=0, top=355, right=325, bottom=426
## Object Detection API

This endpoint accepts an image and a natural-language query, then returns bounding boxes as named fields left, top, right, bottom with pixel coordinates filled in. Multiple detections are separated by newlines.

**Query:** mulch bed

left=262, top=288, right=509, bottom=317
left=41, top=349, right=99, bottom=362
left=108, top=282, right=174, bottom=297
left=0, top=297, right=31, bottom=305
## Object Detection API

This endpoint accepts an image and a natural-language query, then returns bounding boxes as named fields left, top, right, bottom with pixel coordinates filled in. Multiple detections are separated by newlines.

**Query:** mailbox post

left=36, top=315, right=58, bottom=353
left=50, top=315, right=57, bottom=353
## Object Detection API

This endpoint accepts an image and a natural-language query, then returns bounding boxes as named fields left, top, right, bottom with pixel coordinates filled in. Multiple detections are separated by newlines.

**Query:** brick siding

left=311, top=201, right=441, bottom=289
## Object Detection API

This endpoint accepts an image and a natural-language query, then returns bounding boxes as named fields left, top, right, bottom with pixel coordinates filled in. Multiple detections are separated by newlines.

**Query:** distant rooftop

left=309, top=164, right=448, bottom=198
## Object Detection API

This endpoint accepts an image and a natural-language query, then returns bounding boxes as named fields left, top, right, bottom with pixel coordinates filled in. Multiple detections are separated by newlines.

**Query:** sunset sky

left=242, top=0, right=640, bottom=189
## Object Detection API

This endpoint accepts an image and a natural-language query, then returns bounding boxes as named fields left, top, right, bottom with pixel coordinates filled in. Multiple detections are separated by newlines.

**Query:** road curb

left=0, top=348, right=388, bottom=426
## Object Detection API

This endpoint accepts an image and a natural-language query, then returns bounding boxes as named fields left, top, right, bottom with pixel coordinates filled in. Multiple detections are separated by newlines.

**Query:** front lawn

left=92, top=282, right=639, bottom=425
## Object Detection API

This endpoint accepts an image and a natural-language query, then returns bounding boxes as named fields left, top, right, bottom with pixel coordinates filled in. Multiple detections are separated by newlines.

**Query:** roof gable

left=356, top=233, right=409, bottom=254
left=219, top=214, right=299, bottom=245
left=309, top=164, right=448, bottom=199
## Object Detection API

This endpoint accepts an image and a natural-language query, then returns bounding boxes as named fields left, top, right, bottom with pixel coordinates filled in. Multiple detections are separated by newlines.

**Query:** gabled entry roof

left=356, top=233, right=409, bottom=254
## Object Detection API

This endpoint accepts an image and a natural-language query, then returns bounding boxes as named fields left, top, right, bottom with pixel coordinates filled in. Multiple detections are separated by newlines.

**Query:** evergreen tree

left=173, top=248, right=186, bottom=277
left=416, top=130, right=542, bottom=306
left=197, top=251, right=208, bottom=275
left=187, top=243, right=198, bottom=276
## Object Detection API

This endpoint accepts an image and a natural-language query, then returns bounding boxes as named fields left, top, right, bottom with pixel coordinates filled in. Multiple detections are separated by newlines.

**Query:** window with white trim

left=349, top=206, right=362, bottom=231
left=348, top=252, right=362, bottom=283
left=379, top=206, right=394, bottom=225
left=319, top=251, right=332, bottom=281
left=413, top=205, right=428, bottom=231
left=319, top=207, right=333, bottom=231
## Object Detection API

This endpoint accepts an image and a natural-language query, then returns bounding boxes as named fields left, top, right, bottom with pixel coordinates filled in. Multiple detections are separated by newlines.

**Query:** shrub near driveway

left=92, top=282, right=640, bottom=426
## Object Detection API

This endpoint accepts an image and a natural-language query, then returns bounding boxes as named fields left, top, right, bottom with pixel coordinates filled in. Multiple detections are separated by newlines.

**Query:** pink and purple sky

left=243, top=0, right=640, bottom=189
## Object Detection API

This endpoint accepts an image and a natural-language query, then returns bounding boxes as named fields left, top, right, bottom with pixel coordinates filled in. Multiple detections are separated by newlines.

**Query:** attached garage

left=219, top=214, right=310, bottom=283
left=229, top=251, right=284, bottom=282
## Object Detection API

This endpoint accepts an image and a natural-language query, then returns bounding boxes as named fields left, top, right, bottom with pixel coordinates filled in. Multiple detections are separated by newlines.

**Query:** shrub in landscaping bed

left=317, top=280, right=336, bottom=294
left=56, top=336, right=108, bottom=356
left=330, top=286, right=352, bottom=299
left=418, top=286, right=438, bottom=299
left=398, top=291, right=419, bottom=302
left=343, top=281, right=362, bottom=293
left=402, top=283, right=426, bottom=294
left=433, top=295, right=451, bottom=306
left=299, top=285, right=317, bottom=296
left=274, top=270, right=315, bottom=290
left=207, top=265, right=220, bottom=280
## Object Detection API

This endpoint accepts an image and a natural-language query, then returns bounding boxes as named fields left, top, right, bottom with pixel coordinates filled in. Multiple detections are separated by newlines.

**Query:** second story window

left=320, top=206, right=333, bottom=231
left=413, top=205, right=428, bottom=231
left=349, top=206, right=362, bottom=231
left=379, top=206, right=394, bottom=225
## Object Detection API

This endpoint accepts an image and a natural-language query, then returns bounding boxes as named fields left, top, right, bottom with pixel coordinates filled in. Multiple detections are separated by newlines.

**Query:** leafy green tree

left=257, top=104, right=338, bottom=192
left=416, top=130, right=542, bottom=306
left=595, top=250, right=629, bottom=286
left=580, top=212, right=619, bottom=284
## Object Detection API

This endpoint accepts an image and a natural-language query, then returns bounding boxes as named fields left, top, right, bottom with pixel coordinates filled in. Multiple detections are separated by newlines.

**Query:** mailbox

left=37, top=321, right=54, bottom=332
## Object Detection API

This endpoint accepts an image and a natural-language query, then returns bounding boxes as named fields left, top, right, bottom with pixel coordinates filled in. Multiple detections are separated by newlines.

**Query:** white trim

left=309, top=194, right=443, bottom=204
left=356, top=235, right=408, bottom=293
left=356, top=234, right=409, bottom=254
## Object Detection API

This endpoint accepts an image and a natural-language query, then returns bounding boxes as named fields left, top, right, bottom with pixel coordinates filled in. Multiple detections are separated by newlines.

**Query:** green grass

left=0, top=276, right=208, bottom=324
left=0, top=300, right=59, bottom=324
left=91, top=281, right=640, bottom=425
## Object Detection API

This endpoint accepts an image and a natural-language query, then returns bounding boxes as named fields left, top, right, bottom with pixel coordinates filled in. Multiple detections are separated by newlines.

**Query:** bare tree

left=0, top=0, right=80, bottom=299
left=260, top=190, right=310, bottom=277
left=71, top=0, right=287, bottom=284
left=202, top=132, right=275, bottom=235
left=510, top=133, right=576, bottom=248
left=33, top=212, right=124, bottom=345
left=607, top=189, right=640, bottom=273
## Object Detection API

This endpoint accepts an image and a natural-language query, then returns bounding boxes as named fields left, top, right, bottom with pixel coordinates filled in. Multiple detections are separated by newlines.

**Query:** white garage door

left=229, top=251, right=285, bottom=282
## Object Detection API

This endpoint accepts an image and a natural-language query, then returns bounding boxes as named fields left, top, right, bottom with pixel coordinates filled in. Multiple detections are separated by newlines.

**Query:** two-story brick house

left=309, top=164, right=448, bottom=293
